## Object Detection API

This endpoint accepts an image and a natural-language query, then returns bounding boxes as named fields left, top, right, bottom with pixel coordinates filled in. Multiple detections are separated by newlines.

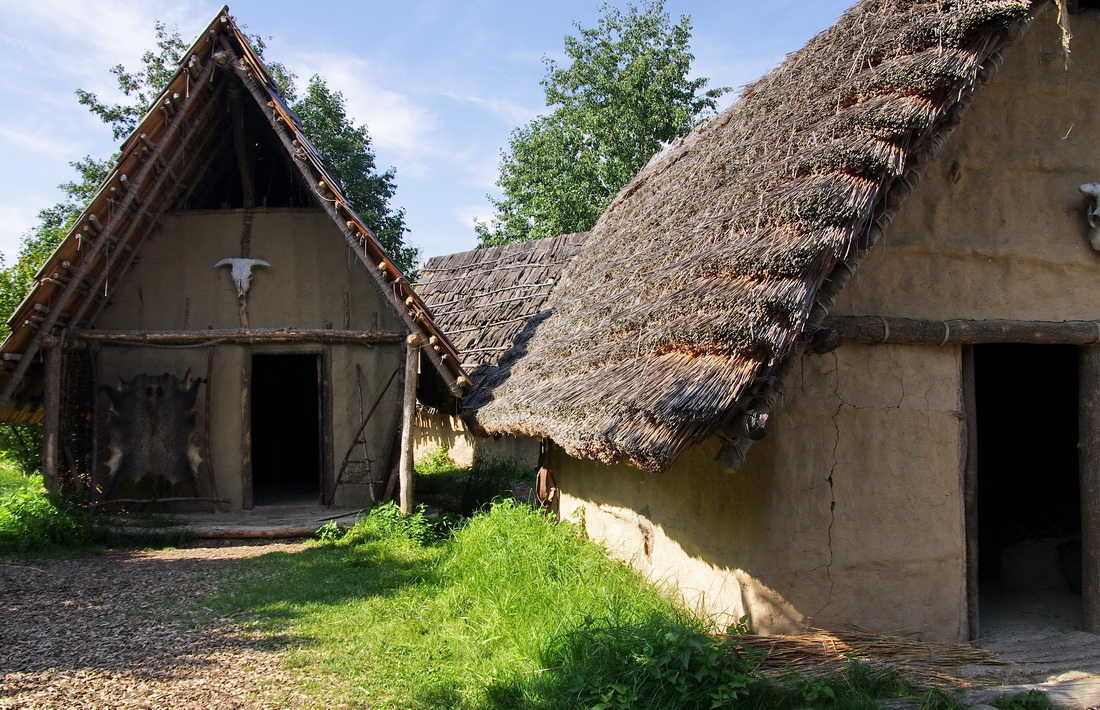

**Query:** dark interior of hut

left=251, top=353, right=321, bottom=505
left=175, top=73, right=313, bottom=211
left=975, top=343, right=1081, bottom=637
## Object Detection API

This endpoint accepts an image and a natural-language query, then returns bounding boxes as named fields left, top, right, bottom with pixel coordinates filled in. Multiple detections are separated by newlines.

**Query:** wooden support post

left=399, top=334, right=421, bottom=515
left=961, top=346, right=980, bottom=642
left=1080, top=347, right=1100, bottom=633
left=42, top=343, right=62, bottom=494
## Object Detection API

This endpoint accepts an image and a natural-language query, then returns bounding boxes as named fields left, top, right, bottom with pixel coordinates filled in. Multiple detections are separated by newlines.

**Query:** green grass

left=0, top=458, right=192, bottom=557
left=0, top=459, right=35, bottom=497
left=203, top=501, right=937, bottom=709
left=415, top=446, right=536, bottom=516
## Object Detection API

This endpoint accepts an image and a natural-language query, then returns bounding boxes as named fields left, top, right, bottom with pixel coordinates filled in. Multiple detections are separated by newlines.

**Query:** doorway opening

left=973, top=344, right=1081, bottom=639
left=251, top=353, right=322, bottom=505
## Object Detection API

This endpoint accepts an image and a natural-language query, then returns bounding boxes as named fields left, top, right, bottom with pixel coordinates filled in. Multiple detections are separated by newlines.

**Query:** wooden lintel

left=68, top=329, right=405, bottom=345
left=812, top=316, right=1100, bottom=352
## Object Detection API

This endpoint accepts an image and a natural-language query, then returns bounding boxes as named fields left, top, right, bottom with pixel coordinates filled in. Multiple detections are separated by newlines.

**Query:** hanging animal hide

left=100, top=370, right=205, bottom=499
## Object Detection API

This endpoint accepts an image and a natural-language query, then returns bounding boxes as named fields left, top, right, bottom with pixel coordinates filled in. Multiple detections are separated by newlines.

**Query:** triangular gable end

left=0, top=6, right=470, bottom=423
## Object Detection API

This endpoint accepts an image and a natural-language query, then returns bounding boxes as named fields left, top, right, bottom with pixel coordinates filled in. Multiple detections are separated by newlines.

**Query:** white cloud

left=439, top=92, right=540, bottom=128
left=286, top=51, right=443, bottom=176
left=0, top=123, right=87, bottom=163
left=0, top=0, right=210, bottom=100
left=453, top=203, right=495, bottom=230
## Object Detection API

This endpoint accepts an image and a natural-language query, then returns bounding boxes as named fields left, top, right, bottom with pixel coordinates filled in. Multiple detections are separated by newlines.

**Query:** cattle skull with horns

left=215, top=257, right=271, bottom=297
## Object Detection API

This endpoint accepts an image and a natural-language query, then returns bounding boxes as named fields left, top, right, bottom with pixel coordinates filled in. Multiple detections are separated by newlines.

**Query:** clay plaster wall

left=836, top=11, right=1100, bottom=319
left=557, top=344, right=968, bottom=640
left=414, top=409, right=539, bottom=470
left=97, top=210, right=402, bottom=332
left=93, top=210, right=404, bottom=507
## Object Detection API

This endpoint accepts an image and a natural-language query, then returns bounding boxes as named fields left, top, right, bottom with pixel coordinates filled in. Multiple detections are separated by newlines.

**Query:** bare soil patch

left=0, top=541, right=313, bottom=709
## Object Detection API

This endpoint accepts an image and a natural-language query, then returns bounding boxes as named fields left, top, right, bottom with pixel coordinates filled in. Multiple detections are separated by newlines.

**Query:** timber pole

left=399, top=334, right=421, bottom=516
left=42, top=343, right=62, bottom=494
left=1080, top=347, right=1100, bottom=633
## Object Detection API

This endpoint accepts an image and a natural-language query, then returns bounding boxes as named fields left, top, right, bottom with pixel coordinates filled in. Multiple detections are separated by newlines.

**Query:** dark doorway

left=251, top=354, right=321, bottom=505
left=974, top=344, right=1081, bottom=638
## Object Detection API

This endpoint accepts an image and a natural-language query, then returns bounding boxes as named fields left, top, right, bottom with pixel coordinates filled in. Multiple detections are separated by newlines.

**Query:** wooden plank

left=320, top=347, right=333, bottom=506
left=1079, top=346, right=1100, bottom=633
left=962, top=345, right=980, bottom=641
left=69, top=329, right=404, bottom=345
left=241, top=353, right=253, bottom=510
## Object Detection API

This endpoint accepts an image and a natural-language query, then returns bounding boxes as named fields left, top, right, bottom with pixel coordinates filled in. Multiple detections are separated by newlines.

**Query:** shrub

left=0, top=425, right=43, bottom=476
left=337, top=502, right=456, bottom=546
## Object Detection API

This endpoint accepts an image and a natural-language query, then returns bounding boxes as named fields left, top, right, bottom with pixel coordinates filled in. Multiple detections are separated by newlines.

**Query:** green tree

left=295, top=77, right=414, bottom=270
left=477, top=0, right=725, bottom=246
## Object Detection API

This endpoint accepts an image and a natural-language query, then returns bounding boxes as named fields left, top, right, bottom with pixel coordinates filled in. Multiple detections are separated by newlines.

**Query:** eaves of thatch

left=470, top=0, right=1049, bottom=472
left=0, top=5, right=469, bottom=425
left=415, top=232, right=587, bottom=415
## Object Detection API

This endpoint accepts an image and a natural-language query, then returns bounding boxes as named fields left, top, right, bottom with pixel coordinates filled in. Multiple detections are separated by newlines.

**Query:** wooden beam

left=1080, top=347, right=1100, bottom=633
left=399, top=334, right=421, bottom=515
left=41, top=344, right=62, bottom=494
left=69, top=329, right=404, bottom=345
left=961, top=346, right=980, bottom=642
left=812, top=317, right=1100, bottom=352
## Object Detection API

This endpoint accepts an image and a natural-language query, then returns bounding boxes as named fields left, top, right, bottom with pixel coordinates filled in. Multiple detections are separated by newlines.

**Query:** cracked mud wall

left=556, top=343, right=967, bottom=640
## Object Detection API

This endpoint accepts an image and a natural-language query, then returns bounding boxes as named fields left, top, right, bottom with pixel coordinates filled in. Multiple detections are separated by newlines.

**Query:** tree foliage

left=476, top=0, right=726, bottom=246
left=295, top=77, right=414, bottom=270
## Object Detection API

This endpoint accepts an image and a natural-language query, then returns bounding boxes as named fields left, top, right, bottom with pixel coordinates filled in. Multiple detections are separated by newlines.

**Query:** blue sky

left=0, top=0, right=853, bottom=267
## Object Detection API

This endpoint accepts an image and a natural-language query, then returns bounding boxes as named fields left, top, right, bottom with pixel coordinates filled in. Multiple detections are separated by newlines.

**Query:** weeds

left=415, top=446, right=535, bottom=515
left=0, top=463, right=192, bottom=556
left=990, top=689, right=1053, bottom=709
left=0, top=487, right=94, bottom=553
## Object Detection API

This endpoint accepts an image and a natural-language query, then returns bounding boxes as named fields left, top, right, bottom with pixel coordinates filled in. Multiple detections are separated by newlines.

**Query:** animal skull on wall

left=215, top=257, right=271, bottom=297
left=1078, top=183, right=1100, bottom=251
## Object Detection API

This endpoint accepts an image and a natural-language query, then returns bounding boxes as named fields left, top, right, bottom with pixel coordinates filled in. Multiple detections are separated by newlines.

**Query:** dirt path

left=0, top=541, right=313, bottom=709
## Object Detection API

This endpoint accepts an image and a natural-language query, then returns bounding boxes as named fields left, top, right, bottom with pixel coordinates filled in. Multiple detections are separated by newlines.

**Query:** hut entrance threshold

left=250, top=353, right=322, bottom=506
left=969, top=344, right=1082, bottom=642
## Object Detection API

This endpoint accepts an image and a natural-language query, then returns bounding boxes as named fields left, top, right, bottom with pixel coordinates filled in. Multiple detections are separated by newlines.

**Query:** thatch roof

left=0, top=5, right=469, bottom=424
left=468, top=0, right=1045, bottom=471
left=415, top=233, right=587, bottom=410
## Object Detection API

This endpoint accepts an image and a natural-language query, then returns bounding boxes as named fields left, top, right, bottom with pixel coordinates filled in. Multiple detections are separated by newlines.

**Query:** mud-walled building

left=0, top=8, right=468, bottom=509
left=428, top=1, right=1100, bottom=642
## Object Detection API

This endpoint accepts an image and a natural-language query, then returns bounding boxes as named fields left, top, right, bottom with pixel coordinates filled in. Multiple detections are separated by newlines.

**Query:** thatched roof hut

left=415, top=233, right=587, bottom=411
left=469, top=0, right=1043, bottom=472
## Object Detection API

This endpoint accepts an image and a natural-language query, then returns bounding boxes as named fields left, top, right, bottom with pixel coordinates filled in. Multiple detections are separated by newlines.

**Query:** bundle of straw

left=715, top=627, right=1009, bottom=689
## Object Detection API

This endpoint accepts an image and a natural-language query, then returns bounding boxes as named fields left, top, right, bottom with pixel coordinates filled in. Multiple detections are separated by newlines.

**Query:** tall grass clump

left=0, top=460, right=190, bottom=555
left=434, top=500, right=763, bottom=709
left=0, top=479, right=98, bottom=554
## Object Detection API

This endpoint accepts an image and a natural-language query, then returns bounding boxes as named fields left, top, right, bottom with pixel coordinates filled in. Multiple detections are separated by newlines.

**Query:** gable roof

left=415, top=232, right=587, bottom=413
left=0, top=6, right=469, bottom=423
left=467, top=0, right=1045, bottom=471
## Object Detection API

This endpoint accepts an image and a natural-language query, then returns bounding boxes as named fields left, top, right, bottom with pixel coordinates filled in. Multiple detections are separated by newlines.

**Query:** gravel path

left=0, top=541, right=314, bottom=709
